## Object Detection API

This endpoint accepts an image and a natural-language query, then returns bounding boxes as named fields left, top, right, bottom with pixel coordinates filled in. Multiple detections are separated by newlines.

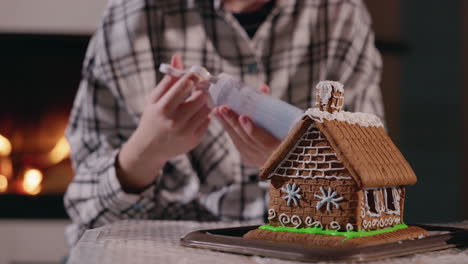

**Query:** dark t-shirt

left=232, top=1, right=275, bottom=38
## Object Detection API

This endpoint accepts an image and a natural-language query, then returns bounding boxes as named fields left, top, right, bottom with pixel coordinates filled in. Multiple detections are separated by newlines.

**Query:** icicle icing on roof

left=305, top=108, right=384, bottom=128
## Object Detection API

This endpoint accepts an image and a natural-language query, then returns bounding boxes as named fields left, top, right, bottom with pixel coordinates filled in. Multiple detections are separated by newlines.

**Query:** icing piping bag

left=159, top=63, right=304, bottom=140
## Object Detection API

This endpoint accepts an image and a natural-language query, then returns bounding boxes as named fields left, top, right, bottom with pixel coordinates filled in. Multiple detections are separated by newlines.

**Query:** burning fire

left=0, top=175, right=7, bottom=193
left=47, top=136, right=70, bottom=165
left=0, top=134, right=13, bottom=182
left=22, top=169, right=43, bottom=195
left=0, top=134, right=12, bottom=156
left=0, top=133, right=70, bottom=195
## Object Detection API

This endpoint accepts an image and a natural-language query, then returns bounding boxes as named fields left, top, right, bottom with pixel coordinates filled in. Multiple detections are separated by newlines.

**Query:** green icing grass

left=259, top=223, right=408, bottom=241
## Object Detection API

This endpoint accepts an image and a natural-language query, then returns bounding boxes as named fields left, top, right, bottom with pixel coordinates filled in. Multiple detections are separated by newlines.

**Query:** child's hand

left=214, top=84, right=281, bottom=168
left=117, top=55, right=211, bottom=192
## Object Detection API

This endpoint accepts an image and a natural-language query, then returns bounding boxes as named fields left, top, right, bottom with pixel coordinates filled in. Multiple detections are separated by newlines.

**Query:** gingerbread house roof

left=259, top=84, right=417, bottom=189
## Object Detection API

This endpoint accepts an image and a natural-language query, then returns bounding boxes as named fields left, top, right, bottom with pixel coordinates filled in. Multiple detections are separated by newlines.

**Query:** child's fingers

left=217, top=106, right=254, bottom=145
left=239, top=115, right=280, bottom=150
left=259, top=84, right=270, bottom=94
left=176, top=90, right=207, bottom=119
left=149, top=54, right=185, bottom=103
left=215, top=110, right=258, bottom=155
left=194, top=115, right=211, bottom=137
left=149, top=75, right=176, bottom=103
left=180, top=103, right=211, bottom=130
left=174, top=90, right=209, bottom=125
left=171, top=54, right=184, bottom=69
left=159, top=73, right=201, bottom=114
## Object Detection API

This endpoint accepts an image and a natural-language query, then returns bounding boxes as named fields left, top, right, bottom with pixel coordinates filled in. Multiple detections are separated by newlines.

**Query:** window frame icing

left=383, top=187, right=401, bottom=215
left=364, top=189, right=382, bottom=217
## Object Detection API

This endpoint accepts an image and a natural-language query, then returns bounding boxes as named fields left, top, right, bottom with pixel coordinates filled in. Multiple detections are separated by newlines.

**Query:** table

left=68, top=220, right=468, bottom=264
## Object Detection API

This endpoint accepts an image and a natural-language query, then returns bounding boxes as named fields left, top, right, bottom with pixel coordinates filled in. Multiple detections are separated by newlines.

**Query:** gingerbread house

left=245, top=81, right=426, bottom=245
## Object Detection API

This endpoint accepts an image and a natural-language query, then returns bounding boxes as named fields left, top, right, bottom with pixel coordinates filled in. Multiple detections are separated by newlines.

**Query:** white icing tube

left=159, top=63, right=186, bottom=78
left=159, top=63, right=215, bottom=106
left=159, top=63, right=217, bottom=88
left=188, top=65, right=218, bottom=83
left=159, top=63, right=304, bottom=140
left=210, top=74, right=304, bottom=139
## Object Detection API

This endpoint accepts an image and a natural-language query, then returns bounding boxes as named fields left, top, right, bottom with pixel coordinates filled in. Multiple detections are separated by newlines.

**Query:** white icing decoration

left=311, top=175, right=350, bottom=180
left=387, top=218, right=394, bottom=226
left=383, top=187, right=401, bottom=215
left=281, top=183, right=302, bottom=206
left=362, top=221, right=370, bottom=229
left=330, top=221, right=341, bottom=230
left=360, top=201, right=366, bottom=218
left=268, top=124, right=353, bottom=179
left=315, top=81, right=344, bottom=107
left=312, top=221, right=323, bottom=228
left=304, top=216, right=324, bottom=229
left=290, top=215, right=302, bottom=228
left=267, top=209, right=276, bottom=220
left=271, top=173, right=350, bottom=180
left=317, top=80, right=345, bottom=93
left=362, top=217, right=401, bottom=230
left=317, top=82, right=332, bottom=106
left=276, top=213, right=361, bottom=231
left=314, top=187, right=344, bottom=211
left=305, top=108, right=384, bottom=128
left=279, top=213, right=290, bottom=227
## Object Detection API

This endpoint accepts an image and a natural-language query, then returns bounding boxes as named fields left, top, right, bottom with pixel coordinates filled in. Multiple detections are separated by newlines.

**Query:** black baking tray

left=180, top=224, right=468, bottom=262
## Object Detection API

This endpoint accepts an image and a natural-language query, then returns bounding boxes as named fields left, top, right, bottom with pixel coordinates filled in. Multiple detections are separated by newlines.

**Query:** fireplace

left=0, top=34, right=90, bottom=218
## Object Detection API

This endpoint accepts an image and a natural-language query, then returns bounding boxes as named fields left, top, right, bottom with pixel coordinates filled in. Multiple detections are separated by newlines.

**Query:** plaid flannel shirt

left=64, top=0, right=383, bottom=246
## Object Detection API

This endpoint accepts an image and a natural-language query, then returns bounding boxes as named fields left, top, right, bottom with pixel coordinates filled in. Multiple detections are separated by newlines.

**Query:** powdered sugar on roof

left=305, top=108, right=384, bottom=128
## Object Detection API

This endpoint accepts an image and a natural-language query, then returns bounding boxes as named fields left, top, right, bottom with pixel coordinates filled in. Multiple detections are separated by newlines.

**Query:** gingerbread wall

left=267, top=124, right=360, bottom=231
left=268, top=177, right=360, bottom=231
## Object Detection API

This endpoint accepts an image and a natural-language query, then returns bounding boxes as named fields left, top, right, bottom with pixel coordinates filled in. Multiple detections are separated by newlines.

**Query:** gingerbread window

left=383, top=187, right=401, bottom=215
left=364, top=189, right=381, bottom=217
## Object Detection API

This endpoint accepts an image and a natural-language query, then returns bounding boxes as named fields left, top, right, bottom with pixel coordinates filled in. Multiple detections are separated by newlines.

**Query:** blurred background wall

left=399, top=1, right=464, bottom=223
left=363, top=0, right=466, bottom=223
left=0, top=0, right=106, bottom=34
left=0, top=0, right=466, bottom=263
left=464, top=0, right=468, bottom=221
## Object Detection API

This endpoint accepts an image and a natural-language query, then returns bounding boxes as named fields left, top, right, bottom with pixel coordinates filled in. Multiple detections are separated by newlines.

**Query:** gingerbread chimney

left=315, top=81, right=344, bottom=113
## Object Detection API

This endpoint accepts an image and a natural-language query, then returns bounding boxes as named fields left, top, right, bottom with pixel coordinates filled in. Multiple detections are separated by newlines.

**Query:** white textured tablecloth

left=68, top=220, right=468, bottom=264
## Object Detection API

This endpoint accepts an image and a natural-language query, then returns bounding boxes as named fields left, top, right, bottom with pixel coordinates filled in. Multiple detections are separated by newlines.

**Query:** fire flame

left=47, top=136, right=70, bottom=164
left=0, top=134, right=12, bottom=156
left=22, top=169, right=43, bottom=195
left=0, top=156, right=13, bottom=179
left=0, top=133, right=70, bottom=195
left=0, top=175, right=7, bottom=193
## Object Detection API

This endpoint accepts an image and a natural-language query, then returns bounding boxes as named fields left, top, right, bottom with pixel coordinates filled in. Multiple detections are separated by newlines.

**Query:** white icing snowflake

left=314, top=187, right=344, bottom=211
left=281, top=183, right=302, bottom=206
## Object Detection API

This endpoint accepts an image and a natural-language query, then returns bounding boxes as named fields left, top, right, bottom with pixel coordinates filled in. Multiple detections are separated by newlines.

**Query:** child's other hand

left=214, top=84, right=281, bottom=168
left=117, top=54, right=211, bottom=192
